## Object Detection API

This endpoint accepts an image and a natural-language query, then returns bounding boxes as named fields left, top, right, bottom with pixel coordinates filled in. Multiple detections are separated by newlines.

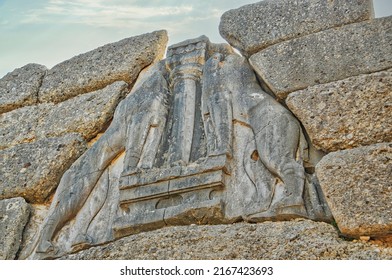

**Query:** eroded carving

left=202, top=53, right=233, bottom=158
left=31, top=65, right=170, bottom=258
left=114, top=37, right=231, bottom=238
left=30, top=36, right=331, bottom=259
left=247, top=94, right=309, bottom=220
left=166, top=37, right=207, bottom=165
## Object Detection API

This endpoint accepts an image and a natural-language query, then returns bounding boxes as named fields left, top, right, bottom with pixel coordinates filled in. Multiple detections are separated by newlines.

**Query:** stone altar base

left=114, top=155, right=230, bottom=237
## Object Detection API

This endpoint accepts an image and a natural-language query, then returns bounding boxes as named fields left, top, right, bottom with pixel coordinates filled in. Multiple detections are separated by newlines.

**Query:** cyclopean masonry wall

left=221, top=0, right=391, bottom=243
left=219, top=0, right=374, bottom=57
left=24, top=36, right=332, bottom=260
left=1, top=1, right=391, bottom=260
left=0, top=30, right=168, bottom=259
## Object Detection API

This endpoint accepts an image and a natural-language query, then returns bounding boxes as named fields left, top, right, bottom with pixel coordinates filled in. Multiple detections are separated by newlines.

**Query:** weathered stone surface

left=23, top=154, right=125, bottom=260
left=31, top=37, right=331, bottom=260
left=219, top=0, right=374, bottom=56
left=213, top=53, right=330, bottom=222
left=37, top=81, right=128, bottom=140
left=18, top=204, right=49, bottom=260
left=62, top=220, right=392, bottom=260
left=0, top=81, right=128, bottom=149
left=0, top=64, right=47, bottom=114
left=38, top=30, right=168, bottom=103
left=286, top=69, right=392, bottom=152
left=32, top=63, right=171, bottom=259
left=250, top=16, right=392, bottom=99
left=0, top=197, right=30, bottom=260
left=0, top=105, right=40, bottom=150
left=0, top=134, right=87, bottom=203
left=316, top=143, right=392, bottom=238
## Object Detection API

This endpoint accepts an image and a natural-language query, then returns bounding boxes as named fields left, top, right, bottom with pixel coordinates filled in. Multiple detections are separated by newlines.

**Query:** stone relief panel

left=28, top=36, right=332, bottom=259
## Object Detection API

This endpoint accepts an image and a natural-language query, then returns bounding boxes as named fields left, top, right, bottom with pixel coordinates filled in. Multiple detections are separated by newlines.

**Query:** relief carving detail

left=30, top=36, right=332, bottom=259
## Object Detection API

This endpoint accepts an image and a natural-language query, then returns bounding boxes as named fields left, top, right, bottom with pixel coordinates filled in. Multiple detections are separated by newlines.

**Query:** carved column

left=166, top=38, right=207, bottom=164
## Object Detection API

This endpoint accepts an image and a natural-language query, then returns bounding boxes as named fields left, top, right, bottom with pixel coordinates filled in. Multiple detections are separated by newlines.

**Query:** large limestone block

left=0, top=64, right=47, bottom=114
left=38, top=30, right=167, bottom=103
left=0, top=197, right=30, bottom=260
left=250, top=16, right=392, bottom=100
left=286, top=69, right=392, bottom=152
left=63, top=220, right=392, bottom=260
left=0, top=105, right=40, bottom=150
left=37, top=81, right=128, bottom=140
left=0, top=134, right=87, bottom=203
left=316, top=143, right=392, bottom=238
left=219, top=0, right=374, bottom=56
left=0, top=81, right=128, bottom=149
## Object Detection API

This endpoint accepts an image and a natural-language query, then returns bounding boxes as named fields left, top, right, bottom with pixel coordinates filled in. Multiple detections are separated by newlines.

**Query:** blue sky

left=0, top=0, right=391, bottom=77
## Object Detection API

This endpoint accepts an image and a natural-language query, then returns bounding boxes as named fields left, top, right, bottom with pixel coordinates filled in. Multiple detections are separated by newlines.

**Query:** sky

left=0, top=0, right=391, bottom=77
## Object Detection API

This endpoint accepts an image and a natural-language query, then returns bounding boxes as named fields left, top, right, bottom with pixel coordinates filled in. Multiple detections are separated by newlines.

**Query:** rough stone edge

left=0, top=197, right=31, bottom=260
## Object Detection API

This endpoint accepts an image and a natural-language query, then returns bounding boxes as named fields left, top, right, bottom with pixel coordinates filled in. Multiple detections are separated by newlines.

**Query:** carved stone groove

left=30, top=36, right=332, bottom=260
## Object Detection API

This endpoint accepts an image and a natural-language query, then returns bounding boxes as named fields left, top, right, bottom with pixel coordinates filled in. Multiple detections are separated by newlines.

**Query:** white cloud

left=22, top=0, right=196, bottom=27
left=0, top=0, right=262, bottom=77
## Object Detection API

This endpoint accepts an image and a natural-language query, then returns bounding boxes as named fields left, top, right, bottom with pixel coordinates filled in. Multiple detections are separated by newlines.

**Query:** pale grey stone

left=31, top=37, right=331, bottom=260
left=316, top=143, right=392, bottom=238
left=200, top=52, right=331, bottom=222
left=250, top=16, right=392, bottom=99
left=114, top=165, right=227, bottom=238
left=286, top=69, right=392, bottom=152
left=62, top=220, right=392, bottom=260
left=166, top=36, right=210, bottom=164
left=247, top=89, right=309, bottom=220
left=0, top=197, right=30, bottom=260
left=0, top=81, right=128, bottom=149
left=66, top=153, right=124, bottom=253
left=0, top=64, right=47, bottom=114
left=17, top=204, right=49, bottom=260
left=21, top=153, right=123, bottom=260
left=32, top=64, right=169, bottom=259
left=113, top=38, right=239, bottom=242
left=0, top=105, right=41, bottom=150
left=208, top=42, right=234, bottom=58
left=38, top=30, right=168, bottom=103
left=37, top=81, right=128, bottom=141
left=219, top=0, right=374, bottom=56
left=0, top=134, right=87, bottom=203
